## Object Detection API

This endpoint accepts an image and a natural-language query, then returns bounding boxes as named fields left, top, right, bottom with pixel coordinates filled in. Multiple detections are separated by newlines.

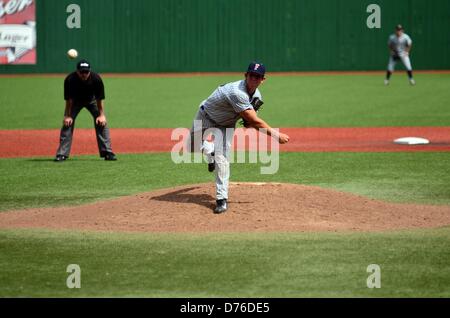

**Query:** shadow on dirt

left=151, top=187, right=216, bottom=210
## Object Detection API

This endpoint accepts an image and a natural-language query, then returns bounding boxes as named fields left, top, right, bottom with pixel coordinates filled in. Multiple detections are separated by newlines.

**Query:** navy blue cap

left=77, top=59, right=91, bottom=71
left=247, top=61, right=265, bottom=76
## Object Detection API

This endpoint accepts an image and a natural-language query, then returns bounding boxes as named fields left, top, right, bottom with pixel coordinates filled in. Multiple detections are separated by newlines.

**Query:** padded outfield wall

left=0, top=0, right=449, bottom=73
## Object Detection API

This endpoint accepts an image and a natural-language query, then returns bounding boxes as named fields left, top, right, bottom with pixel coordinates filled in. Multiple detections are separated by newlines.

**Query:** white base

left=393, top=137, right=430, bottom=145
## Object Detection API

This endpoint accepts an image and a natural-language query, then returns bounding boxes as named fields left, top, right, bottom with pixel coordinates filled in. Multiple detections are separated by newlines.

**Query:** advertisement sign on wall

left=0, top=0, right=36, bottom=64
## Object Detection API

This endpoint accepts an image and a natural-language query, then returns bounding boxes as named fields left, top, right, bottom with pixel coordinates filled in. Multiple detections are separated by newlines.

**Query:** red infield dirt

left=0, top=127, right=449, bottom=158
left=1, top=182, right=450, bottom=233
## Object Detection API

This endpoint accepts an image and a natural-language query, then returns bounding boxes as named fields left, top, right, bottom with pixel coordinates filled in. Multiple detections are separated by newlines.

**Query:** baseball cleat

left=384, top=79, right=390, bottom=86
left=409, top=79, right=416, bottom=86
left=104, top=152, right=117, bottom=161
left=214, top=199, right=228, bottom=214
left=54, top=155, right=68, bottom=162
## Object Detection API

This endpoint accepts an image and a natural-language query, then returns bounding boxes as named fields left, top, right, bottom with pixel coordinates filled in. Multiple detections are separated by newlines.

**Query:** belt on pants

left=199, top=105, right=234, bottom=129
left=200, top=105, right=220, bottom=127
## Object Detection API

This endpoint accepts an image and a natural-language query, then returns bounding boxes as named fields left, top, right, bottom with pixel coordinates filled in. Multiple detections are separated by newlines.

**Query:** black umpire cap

left=395, top=24, right=404, bottom=31
left=77, top=59, right=91, bottom=72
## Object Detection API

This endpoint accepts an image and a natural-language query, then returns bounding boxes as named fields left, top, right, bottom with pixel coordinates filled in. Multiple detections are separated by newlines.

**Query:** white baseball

left=67, top=49, right=78, bottom=59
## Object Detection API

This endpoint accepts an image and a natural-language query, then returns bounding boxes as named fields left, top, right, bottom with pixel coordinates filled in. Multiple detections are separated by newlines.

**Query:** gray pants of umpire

left=56, top=101, right=113, bottom=157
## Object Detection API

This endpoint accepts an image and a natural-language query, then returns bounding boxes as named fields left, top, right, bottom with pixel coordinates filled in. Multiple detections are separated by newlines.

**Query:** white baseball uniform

left=387, top=33, right=413, bottom=71
left=188, top=80, right=262, bottom=200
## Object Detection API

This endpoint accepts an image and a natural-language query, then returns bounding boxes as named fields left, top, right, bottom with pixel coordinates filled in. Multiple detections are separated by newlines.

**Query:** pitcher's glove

left=240, top=98, right=264, bottom=128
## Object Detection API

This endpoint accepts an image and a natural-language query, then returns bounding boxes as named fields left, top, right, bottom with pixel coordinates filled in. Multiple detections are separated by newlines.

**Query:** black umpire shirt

left=64, top=72, right=105, bottom=104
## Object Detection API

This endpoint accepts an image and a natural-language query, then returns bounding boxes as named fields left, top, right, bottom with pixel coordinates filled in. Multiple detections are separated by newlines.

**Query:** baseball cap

left=77, top=59, right=91, bottom=72
left=395, top=24, right=404, bottom=31
left=247, top=61, right=266, bottom=76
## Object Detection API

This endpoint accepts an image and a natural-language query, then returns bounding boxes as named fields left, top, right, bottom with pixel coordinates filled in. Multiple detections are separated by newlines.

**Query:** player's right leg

left=385, top=56, right=396, bottom=85
left=187, top=107, right=216, bottom=170
left=55, top=104, right=83, bottom=161
left=213, top=127, right=233, bottom=213
left=187, top=108, right=205, bottom=153
left=202, top=139, right=215, bottom=172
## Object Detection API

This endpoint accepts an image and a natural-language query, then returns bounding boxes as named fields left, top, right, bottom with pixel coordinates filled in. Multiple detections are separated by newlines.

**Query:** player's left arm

left=405, top=36, right=413, bottom=55
left=96, top=99, right=107, bottom=127
left=240, top=109, right=290, bottom=144
left=95, top=76, right=107, bottom=126
left=405, top=43, right=412, bottom=54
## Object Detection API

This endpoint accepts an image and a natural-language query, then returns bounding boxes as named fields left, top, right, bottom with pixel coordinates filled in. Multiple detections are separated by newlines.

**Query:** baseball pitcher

left=187, top=62, right=290, bottom=213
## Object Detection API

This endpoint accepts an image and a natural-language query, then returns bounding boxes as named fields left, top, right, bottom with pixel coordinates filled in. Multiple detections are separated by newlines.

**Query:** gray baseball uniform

left=387, top=33, right=413, bottom=71
left=189, top=80, right=262, bottom=200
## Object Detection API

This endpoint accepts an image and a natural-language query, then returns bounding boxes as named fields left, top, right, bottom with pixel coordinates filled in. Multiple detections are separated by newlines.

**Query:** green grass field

left=1, top=228, right=449, bottom=297
left=0, top=74, right=449, bottom=297
left=1, top=73, right=450, bottom=129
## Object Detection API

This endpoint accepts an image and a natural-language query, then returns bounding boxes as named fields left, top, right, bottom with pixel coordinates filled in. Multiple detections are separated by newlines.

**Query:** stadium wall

left=1, top=0, right=449, bottom=73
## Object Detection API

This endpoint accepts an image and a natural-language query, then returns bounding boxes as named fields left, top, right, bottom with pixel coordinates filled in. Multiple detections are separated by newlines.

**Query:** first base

left=393, top=137, right=430, bottom=145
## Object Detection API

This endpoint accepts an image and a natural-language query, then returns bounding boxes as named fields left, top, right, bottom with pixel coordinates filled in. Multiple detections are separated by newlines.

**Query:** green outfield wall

left=0, top=0, right=449, bottom=73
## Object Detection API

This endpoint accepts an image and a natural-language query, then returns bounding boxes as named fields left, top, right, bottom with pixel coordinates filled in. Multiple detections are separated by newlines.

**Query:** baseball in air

left=67, top=49, right=78, bottom=59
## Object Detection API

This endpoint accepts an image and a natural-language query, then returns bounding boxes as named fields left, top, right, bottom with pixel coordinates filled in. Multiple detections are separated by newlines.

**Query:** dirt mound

left=1, top=183, right=450, bottom=233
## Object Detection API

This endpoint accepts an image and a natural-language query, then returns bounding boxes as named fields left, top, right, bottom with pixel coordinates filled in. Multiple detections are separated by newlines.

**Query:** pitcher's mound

left=1, top=183, right=450, bottom=233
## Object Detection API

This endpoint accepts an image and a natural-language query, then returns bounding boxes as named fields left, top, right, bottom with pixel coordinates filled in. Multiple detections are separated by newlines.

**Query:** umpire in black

left=55, top=59, right=116, bottom=161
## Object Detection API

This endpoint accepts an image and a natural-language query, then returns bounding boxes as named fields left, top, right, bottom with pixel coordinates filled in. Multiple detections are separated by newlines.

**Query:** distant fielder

left=385, top=24, right=415, bottom=86
left=187, top=62, right=290, bottom=213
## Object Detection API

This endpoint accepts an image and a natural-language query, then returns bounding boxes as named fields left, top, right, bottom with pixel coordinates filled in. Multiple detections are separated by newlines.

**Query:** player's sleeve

left=95, top=76, right=105, bottom=100
left=227, top=91, right=253, bottom=113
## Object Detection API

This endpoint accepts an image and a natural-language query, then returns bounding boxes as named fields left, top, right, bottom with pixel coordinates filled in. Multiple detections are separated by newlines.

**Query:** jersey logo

left=254, top=64, right=260, bottom=70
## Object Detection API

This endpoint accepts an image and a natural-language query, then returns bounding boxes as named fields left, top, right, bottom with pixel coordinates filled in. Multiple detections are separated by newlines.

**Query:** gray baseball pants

left=56, top=101, right=113, bottom=157
left=188, top=106, right=234, bottom=200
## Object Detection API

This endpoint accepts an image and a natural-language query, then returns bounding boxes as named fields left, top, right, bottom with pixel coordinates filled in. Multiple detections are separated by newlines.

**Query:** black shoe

left=214, top=199, right=228, bottom=214
left=104, top=152, right=117, bottom=161
left=54, top=155, right=67, bottom=162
